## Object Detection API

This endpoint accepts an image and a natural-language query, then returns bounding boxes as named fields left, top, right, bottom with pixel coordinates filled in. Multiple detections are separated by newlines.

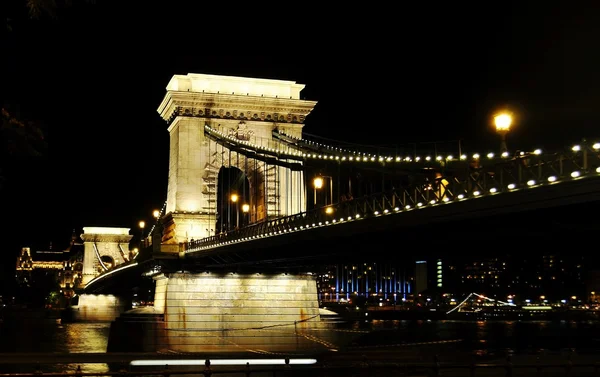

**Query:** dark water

left=349, top=319, right=600, bottom=354
left=0, top=316, right=111, bottom=374
left=1, top=315, right=600, bottom=374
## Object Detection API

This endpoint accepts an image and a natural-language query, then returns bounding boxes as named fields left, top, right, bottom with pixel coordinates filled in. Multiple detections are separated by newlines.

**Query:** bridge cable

left=93, top=242, right=109, bottom=271
left=117, top=244, right=129, bottom=262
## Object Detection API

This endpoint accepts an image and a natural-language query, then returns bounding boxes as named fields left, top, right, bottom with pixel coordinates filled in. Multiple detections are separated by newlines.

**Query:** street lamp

left=313, top=177, right=323, bottom=205
left=313, top=177, right=323, bottom=189
left=130, top=247, right=139, bottom=260
left=138, top=220, right=145, bottom=248
left=494, top=112, right=512, bottom=153
left=230, top=194, right=239, bottom=229
left=242, top=203, right=249, bottom=227
left=151, top=209, right=163, bottom=248
left=313, top=176, right=333, bottom=206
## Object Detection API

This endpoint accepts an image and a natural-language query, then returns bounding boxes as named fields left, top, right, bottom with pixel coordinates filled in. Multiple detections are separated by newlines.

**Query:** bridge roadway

left=183, top=174, right=600, bottom=266
left=83, top=174, right=600, bottom=294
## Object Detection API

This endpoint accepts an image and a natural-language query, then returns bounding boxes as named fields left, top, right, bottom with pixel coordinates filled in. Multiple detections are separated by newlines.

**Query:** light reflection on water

left=337, top=319, right=600, bottom=359
left=55, top=322, right=110, bottom=353
left=0, top=318, right=111, bottom=374
left=3, top=316, right=600, bottom=374
left=49, top=362, right=109, bottom=375
left=49, top=322, right=111, bottom=374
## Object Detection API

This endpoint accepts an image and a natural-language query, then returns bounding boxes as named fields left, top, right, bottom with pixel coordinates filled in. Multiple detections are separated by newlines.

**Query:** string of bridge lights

left=206, top=125, right=600, bottom=165
left=277, top=130, right=600, bottom=162
left=147, top=200, right=167, bottom=236
left=274, top=130, right=360, bottom=155
left=186, top=160, right=600, bottom=253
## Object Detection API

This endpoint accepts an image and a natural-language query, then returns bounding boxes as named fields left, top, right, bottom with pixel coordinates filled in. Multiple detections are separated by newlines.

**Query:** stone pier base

left=151, top=272, right=323, bottom=353
left=107, top=307, right=166, bottom=352
left=68, top=294, right=126, bottom=322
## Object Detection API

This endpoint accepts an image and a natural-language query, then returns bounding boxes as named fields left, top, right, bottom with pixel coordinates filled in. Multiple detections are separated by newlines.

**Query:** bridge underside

left=180, top=204, right=596, bottom=268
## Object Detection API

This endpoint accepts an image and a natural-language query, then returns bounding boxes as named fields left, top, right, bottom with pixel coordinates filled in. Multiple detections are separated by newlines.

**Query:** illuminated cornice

left=157, top=91, right=317, bottom=124
left=80, top=234, right=133, bottom=243
left=83, top=227, right=130, bottom=235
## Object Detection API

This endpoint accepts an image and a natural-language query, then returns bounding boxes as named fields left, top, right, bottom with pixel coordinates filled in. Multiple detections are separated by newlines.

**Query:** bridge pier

left=66, top=294, right=128, bottom=322
left=149, top=271, right=321, bottom=352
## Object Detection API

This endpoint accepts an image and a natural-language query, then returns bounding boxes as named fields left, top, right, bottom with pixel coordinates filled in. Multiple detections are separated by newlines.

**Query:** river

left=1, top=312, right=600, bottom=374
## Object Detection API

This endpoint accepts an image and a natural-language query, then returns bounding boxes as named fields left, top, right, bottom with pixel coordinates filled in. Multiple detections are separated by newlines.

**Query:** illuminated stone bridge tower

left=81, top=227, right=133, bottom=286
left=157, top=73, right=317, bottom=245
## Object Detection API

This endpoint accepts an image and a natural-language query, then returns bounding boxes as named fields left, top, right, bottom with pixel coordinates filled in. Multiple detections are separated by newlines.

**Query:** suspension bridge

left=72, top=73, right=600, bottom=355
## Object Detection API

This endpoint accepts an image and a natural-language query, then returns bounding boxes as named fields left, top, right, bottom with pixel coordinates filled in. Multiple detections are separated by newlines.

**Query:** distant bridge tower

left=80, top=227, right=133, bottom=286
left=157, top=73, right=317, bottom=245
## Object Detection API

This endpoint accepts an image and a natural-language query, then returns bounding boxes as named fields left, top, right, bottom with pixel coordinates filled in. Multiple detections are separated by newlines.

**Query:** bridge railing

left=186, top=141, right=600, bottom=252
left=8, top=353, right=600, bottom=377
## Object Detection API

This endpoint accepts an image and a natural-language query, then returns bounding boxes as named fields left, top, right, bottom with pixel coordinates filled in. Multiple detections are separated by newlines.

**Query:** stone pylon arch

left=158, top=73, right=317, bottom=246
left=80, top=227, right=133, bottom=286
left=209, top=147, right=278, bottom=224
left=208, top=146, right=263, bottom=220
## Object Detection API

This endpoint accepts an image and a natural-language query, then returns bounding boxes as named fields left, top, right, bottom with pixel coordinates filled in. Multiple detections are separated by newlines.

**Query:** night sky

left=2, top=2, right=600, bottom=275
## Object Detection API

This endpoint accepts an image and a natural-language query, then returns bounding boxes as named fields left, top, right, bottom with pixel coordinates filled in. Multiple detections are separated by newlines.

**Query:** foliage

left=5, top=0, right=94, bottom=31
left=1, top=107, right=46, bottom=158
left=17, top=270, right=60, bottom=308
left=25, top=0, right=65, bottom=19
left=46, top=290, right=60, bottom=305
left=45, top=290, right=67, bottom=308
left=0, top=107, right=47, bottom=192
left=26, top=0, right=96, bottom=18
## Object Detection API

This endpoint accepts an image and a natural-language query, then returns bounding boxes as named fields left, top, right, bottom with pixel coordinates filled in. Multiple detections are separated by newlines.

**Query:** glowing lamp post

left=138, top=220, right=145, bottom=248
left=230, top=193, right=239, bottom=229
left=313, top=177, right=323, bottom=206
left=242, top=203, right=250, bottom=227
left=130, top=247, right=139, bottom=260
left=494, top=113, right=512, bottom=153
left=313, top=176, right=323, bottom=207
left=150, top=209, right=162, bottom=248
left=313, top=176, right=333, bottom=206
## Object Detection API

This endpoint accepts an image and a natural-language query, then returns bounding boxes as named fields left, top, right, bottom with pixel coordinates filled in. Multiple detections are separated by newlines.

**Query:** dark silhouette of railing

left=7, top=353, right=600, bottom=377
